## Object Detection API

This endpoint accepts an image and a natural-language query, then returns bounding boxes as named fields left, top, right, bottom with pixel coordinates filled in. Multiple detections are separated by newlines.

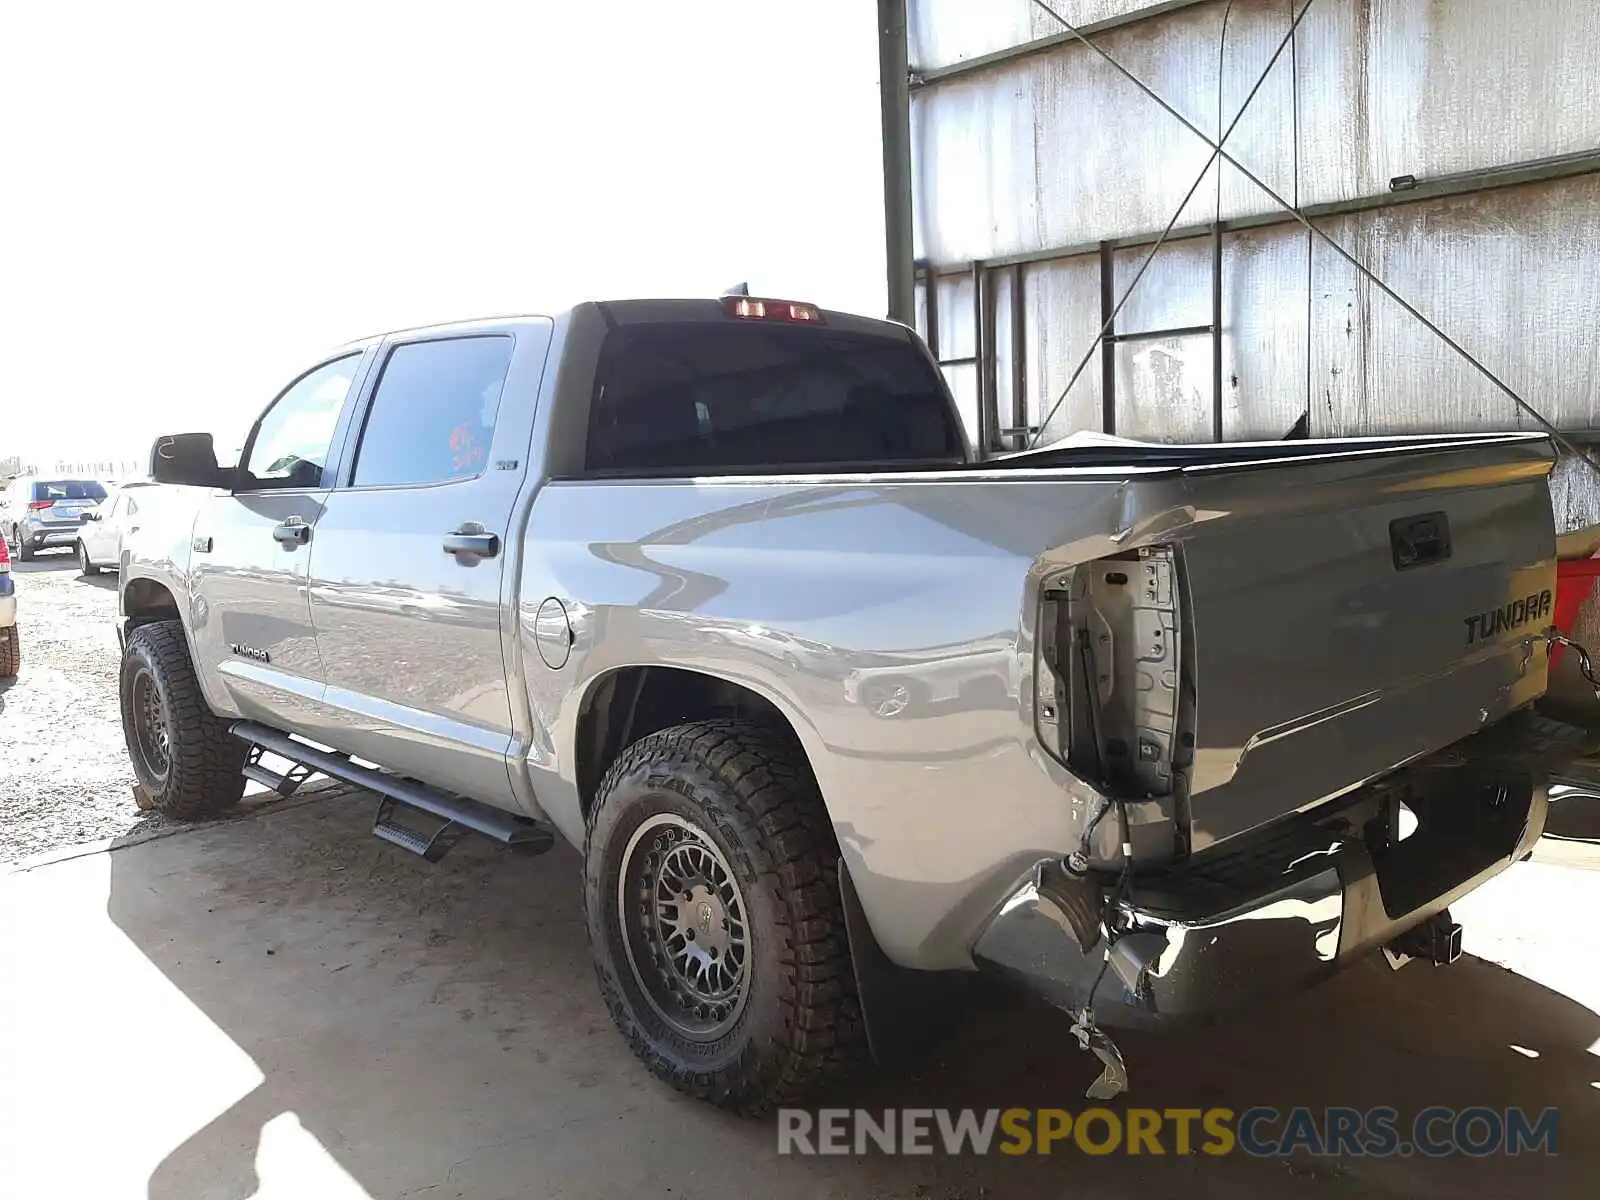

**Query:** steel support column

left=878, top=0, right=916, bottom=325
left=1211, top=221, right=1224, bottom=441
left=1099, top=242, right=1116, bottom=435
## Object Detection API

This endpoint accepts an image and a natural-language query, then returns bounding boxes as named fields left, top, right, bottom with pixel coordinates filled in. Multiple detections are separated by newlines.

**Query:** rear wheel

left=0, top=627, right=18, bottom=678
left=584, top=719, right=865, bottom=1113
left=119, top=620, right=246, bottom=818
left=77, top=540, right=99, bottom=576
left=15, top=529, right=33, bottom=562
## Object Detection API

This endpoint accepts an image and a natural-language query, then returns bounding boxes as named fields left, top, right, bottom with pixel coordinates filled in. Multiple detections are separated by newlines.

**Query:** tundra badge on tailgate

left=1464, top=589, right=1553, bottom=646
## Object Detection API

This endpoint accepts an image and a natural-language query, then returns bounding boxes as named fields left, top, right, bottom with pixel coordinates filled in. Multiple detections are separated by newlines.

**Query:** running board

left=243, top=745, right=316, bottom=796
left=230, top=721, right=556, bottom=861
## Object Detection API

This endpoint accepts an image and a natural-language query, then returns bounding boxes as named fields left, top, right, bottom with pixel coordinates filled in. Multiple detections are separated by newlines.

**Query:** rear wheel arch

left=573, top=665, right=819, bottom=821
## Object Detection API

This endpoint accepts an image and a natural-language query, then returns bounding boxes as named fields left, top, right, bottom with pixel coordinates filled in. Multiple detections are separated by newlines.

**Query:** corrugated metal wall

left=904, top=0, right=1600, bottom=460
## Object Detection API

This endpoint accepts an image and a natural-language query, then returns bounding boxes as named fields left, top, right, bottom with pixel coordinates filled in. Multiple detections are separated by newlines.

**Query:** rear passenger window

left=585, top=324, right=962, bottom=475
left=351, top=336, right=515, bottom=488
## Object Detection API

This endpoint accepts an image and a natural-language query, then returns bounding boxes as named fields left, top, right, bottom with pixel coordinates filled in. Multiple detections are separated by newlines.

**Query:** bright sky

left=1, top=0, right=887, bottom=463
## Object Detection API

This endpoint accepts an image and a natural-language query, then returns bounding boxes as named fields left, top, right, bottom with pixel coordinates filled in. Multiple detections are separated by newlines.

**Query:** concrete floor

left=3, top=791, right=1599, bottom=1200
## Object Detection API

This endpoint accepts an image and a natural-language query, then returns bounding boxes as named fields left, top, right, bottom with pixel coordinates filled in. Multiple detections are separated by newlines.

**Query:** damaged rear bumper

left=972, top=712, right=1584, bottom=1026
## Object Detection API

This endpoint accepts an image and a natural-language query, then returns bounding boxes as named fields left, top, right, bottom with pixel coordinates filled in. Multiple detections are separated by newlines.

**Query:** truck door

left=189, top=351, right=371, bottom=725
left=302, top=322, right=551, bottom=811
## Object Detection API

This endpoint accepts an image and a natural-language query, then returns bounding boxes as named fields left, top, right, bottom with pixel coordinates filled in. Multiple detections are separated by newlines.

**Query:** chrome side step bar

left=230, top=720, right=555, bottom=862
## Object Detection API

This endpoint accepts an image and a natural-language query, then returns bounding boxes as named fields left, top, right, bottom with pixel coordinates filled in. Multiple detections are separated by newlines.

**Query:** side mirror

left=84, top=509, right=102, bottom=521
left=149, top=433, right=230, bottom=488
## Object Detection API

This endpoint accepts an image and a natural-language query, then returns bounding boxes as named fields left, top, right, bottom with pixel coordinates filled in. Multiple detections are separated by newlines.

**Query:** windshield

left=32, top=480, right=107, bottom=502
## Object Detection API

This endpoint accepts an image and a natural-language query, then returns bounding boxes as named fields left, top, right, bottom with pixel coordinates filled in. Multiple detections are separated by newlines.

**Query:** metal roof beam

left=909, top=0, right=1213, bottom=89
left=915, top=148, right=1600, bottom=277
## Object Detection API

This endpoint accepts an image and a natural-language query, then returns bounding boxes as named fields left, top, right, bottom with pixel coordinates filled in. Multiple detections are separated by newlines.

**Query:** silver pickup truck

left=122, top=295, right=1578, bottom=1110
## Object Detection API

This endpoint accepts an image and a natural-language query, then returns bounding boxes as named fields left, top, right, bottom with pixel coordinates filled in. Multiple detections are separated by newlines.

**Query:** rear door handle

left=443, top=523, right=500, bottom=560
left=272, top=517, right=311, bottom=547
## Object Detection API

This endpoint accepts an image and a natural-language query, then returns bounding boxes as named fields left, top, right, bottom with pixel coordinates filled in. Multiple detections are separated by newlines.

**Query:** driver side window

left=241, top=354, right=362, bottom=490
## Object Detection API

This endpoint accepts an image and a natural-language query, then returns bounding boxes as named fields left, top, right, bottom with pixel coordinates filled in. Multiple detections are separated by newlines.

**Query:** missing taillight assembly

left=1036, top=545, right=1187, bottom=799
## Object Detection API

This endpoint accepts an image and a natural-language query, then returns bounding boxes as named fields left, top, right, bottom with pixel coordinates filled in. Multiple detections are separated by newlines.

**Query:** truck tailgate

left=1172, top=435, right=1557, bottom=853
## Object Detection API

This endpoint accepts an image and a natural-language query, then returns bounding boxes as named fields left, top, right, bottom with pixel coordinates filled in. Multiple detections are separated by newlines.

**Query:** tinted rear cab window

left=33, top=480, right=106, bottom=501
left=585, top=323, right=964, bottom=475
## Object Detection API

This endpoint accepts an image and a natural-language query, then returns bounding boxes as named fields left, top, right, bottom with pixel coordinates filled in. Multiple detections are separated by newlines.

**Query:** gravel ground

left=0, top=553, right=167, bottom=862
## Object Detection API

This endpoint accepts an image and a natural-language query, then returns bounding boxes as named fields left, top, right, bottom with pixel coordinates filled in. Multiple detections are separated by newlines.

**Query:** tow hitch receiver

left=1384, top=909, right=1464, bottom=969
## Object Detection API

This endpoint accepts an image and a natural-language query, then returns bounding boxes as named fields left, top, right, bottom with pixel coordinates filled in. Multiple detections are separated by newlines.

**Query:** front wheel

left=77, top=541, right=99, bottom=576
left=584, top=719, right=865, bottom=1113
left=119, top=620, right=246, bottom=818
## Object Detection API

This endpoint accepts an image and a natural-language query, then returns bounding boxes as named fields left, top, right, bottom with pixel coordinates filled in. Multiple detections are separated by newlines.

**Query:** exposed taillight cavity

left=1036, top=544, right=1187, bottom=799
left=722, top=296, right=823, bottom=324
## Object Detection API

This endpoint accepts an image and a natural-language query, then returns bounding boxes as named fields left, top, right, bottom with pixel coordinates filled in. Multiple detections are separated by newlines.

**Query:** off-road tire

left=119, top=620, right=246, bottom=818
left=584, top=719, right=865, bottom=1113
left=77, top=540, right=99, bottom=576
left=0, top=627, right=19, bottom=678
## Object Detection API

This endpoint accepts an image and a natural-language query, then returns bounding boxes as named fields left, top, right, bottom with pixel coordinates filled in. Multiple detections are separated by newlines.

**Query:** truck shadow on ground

left=106, top=796, right=1600, bottom=1200
left=10, top=554, right=78, bottom=573
left=9, top=550, right=118, bottom=587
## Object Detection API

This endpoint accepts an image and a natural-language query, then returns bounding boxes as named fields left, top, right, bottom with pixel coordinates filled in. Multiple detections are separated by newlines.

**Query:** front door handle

left=272, top=517, right=311, bottom=547
left=443, top=523, right=500, bottom=560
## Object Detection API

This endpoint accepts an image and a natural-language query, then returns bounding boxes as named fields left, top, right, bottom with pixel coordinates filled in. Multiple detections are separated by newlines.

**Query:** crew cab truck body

left=122, top=296, right=1576, bottom=1110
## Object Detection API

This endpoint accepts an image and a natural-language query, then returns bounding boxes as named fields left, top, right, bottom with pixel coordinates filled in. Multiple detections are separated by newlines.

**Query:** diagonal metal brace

left=1023, top=0, right=1317, bottom=449
left=1025, top=0, right=1600, bottom=480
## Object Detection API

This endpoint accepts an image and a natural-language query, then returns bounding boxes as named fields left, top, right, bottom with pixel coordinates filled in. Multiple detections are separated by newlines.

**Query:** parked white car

left=77, top=480, right=157, bottom=576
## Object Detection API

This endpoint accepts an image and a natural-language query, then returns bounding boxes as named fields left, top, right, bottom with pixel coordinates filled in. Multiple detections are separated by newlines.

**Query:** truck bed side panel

left=517, top=433, right=1555, bottom=969
left=518, top=475, right=1124, bottom=970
